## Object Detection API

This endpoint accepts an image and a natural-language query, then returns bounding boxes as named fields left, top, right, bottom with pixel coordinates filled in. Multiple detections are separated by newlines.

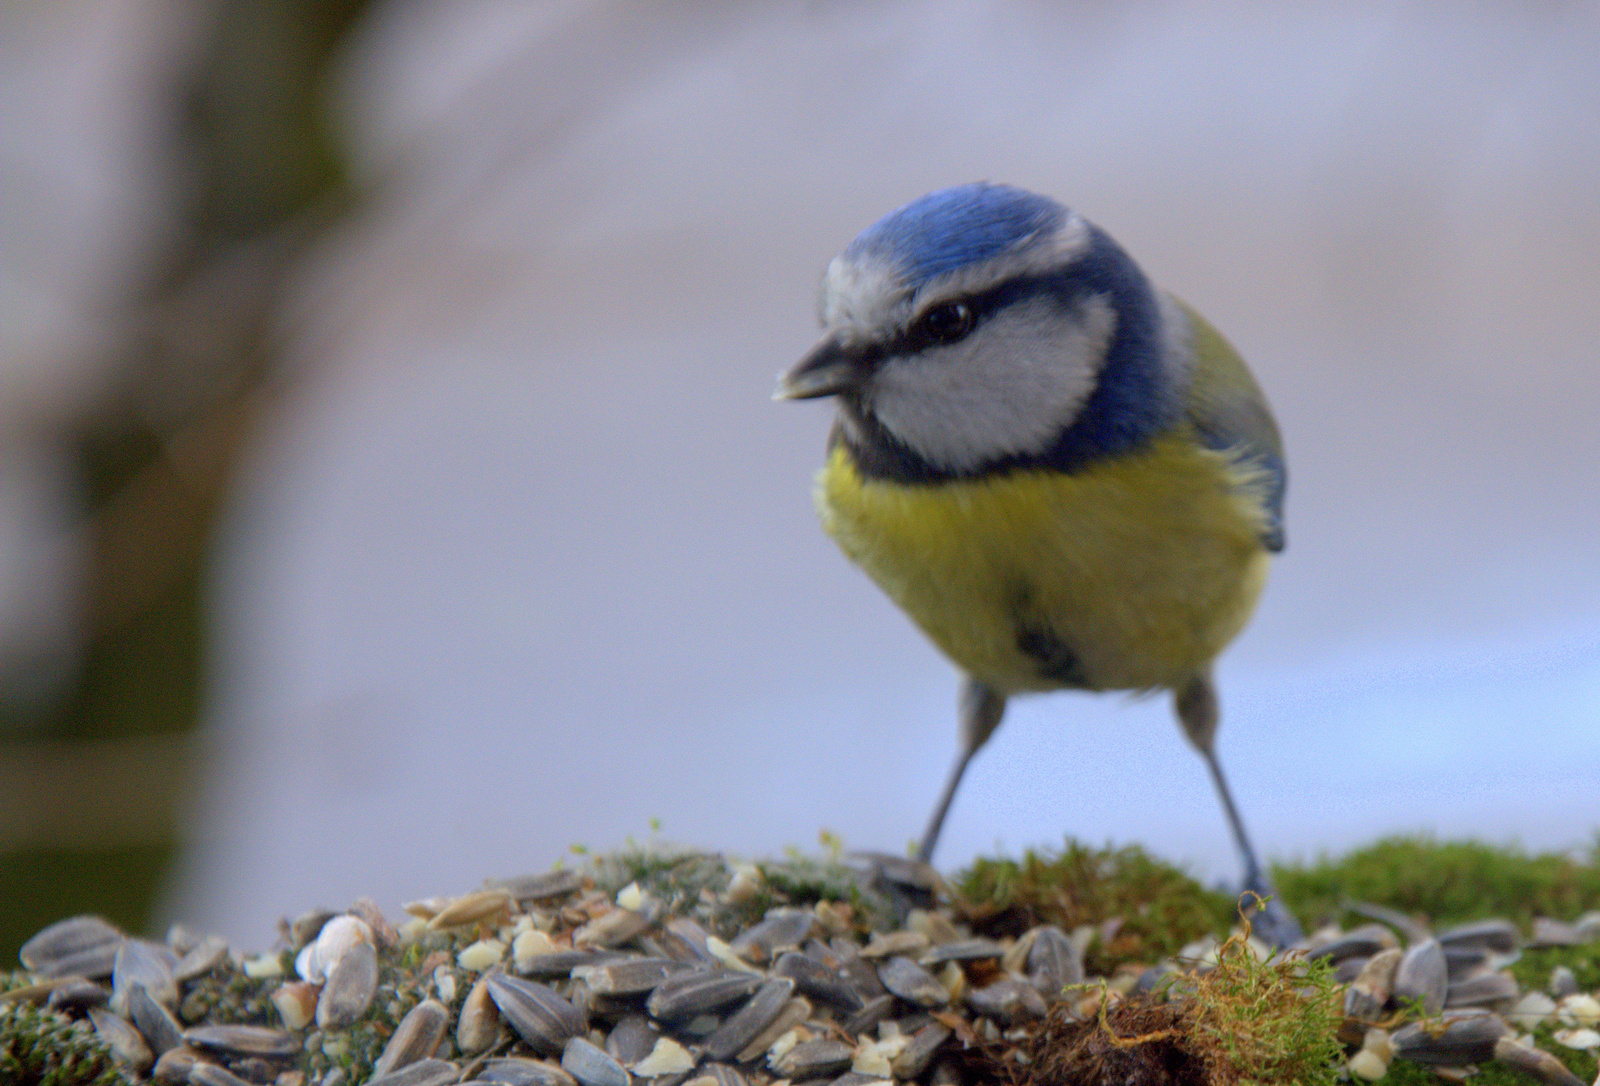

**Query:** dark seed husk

left=188, top=1062, right=257, bottom=1086
left=1445, top=970, right=1520, bottom=1008
left=316, top=938, right=378, bottom=1028
left=1393, top=938, right=1448, bottom=1017
left=890, top=1021, right=951, bottom=1078
left=495, top=869, right=586, bottom=903
left=660, top=917, right=716, bottom=963
left=770, top=1038, right=854, bottom=1080
left=921, top=938, right=1005, bottom=965
left=966, top=977, right=1046, bottom=1025
left=373, top=997, right=449, bottom=1076
left=606, top=1013, right=663, bottom=1065
left=521, top=950, right=630, bottom=979
left=728, top=909, right=816, bottom=965
left=578, top=956, right=692, bottom=995
left=702, top=977, right=795, bottom=1062
left=1394, top=1009, right=1508, bottom=1066
left=114, top=939, right=178, bottom=1011
left=1343, top=947, right=1403, bottom=1023
left=366, top=1057, right=461, bottom=1086
left=183, top=1023, right=302, bottom=1060
left=840, top=993, right=897, bottom=1037
left=479, top=1057, right=581, bottom=1086
left=45, top=976, right=110, bottom=1013
left=1437, top=918, right=1520, bottom=954
left=734, top=995, right=813, bottom=1063
left=772, top=951, right=862, bottom=1012
left=646, top=968, right=762, bottom=1021
left=173, top=935, right=231, bottom=983
left=88, top=1006, right=152, bottom=1072
left=21, top=915, right=125, bottom=979
left=126, top=983, right=184, bottom=1055
left=1492, top=1036, right=1586, bottom=1086
left=563, top=1035, right=632, bottom=1086
left=1026, top=925, right=1084, bottom=994
left=488, top=972, right=588, bottom=1055
left=149, top=1045, right=199, bottom=1084
left=691, top=1063, right=749, bottom=1086
left=876, top=956, right=948, bottom=1008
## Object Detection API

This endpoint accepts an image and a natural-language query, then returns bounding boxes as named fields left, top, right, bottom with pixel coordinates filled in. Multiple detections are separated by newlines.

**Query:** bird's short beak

left=773, top=336, right=862, bottom=401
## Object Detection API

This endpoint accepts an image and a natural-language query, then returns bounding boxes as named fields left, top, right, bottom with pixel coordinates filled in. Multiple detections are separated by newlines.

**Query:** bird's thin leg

left=1175, top=672, right=1304, bottom=946
left=917, top=679, right=1006, bottom=863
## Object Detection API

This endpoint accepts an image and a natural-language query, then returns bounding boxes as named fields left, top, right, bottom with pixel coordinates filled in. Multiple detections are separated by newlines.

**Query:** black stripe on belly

left=1010, top=583, right=1089, bottom=687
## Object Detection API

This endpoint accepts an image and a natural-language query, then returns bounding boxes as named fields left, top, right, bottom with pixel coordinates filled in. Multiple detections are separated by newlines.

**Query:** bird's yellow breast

left=817, top=436, right=1271, bottom=694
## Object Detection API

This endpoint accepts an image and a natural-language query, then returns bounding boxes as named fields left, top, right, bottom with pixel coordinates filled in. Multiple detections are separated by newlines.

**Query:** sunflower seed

left=659, top=918, right=716, bottom=963
left=1551, top=966, right=1580, bottom=999
left=183, top=1024, right=301, bottom=1060
left=366, top=1057, right=461, bottom=1086
left=728, top=909, right=816, bottom=965
left=173, top=935, right=230, bottom=983
left=575, top=907, right=654, bottom=949
left=317, top=938, right=378, bottom=1028
left=372, top=998, right=449, bottom=1076
left=1306, top=924, right=1397, bottom=964
left=1393, top=938, right=1447, bottom=1017
left=1436, top=919, right=1520, bottom=954
left=735, top=996, right=812, bottom=1063
left=89, top=1006, right=153, bottom=1072
left=189, top=1062, right=257, bottom=1086
left=113, top=938, right=178, bottom=1010
left=1026, top=925, right=1084, bottom=995
left=920, top=938, right=1005, bottom=965
left=576, top=956, right=690, bottom=995
left=687, top=1063, right=748, bottom=1086
left=860, top=932, right=928, bottom=960
left=890, top=1021, right=951, bottom=1078
left=771, top=951, right=862, bottom=1012
left=1530, top=918, right=1583, bottom=948
left=148, top=1045, right=198, bottom=1084
left=702, top=977, right=795, bottom=1061
left=1492, top=1036, right=1586, bottom=1086
left=563, top=1036, right=632, bottom=1086
left=876, top=957, right=948, bottom=1008
left=1445, top=970, right=1519, bottom=1009
left=770, top=1038, right=854, bottom=1080
left=840, top=994, right=897, bottom=1037
left=604, top=1014, right=662, bottom=1065
left=478, top=1058, right=580, bottom=1086
left=44, top=976, right=110, bottom=1013
left=646, top=968, right=762, bottom=1021
left=21, top=915, right=125, bottom=979
left=126, top=983, right=184, bottom=1055
left=1345, top=901, right=1432, bottom=946
left=1344, top=947, right=1403, bottom=1023
left=966, top=977, right=1046, bottom=1025
left=519, top=950, right=629, bottom=978
left=458, top=972, right=503, bottom=1055
left=495, top=870, right=586, bottom=904
left=488, top=973, right=587, bottom=1055
left=1394, top=1009, right=1508, bottom=1066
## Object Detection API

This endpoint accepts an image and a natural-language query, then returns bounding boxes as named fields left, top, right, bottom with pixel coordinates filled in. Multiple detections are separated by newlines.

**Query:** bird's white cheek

left=868, top=297, right=1115, bottom=471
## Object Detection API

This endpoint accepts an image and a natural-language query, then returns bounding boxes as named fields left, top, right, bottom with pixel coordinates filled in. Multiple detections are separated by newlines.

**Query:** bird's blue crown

left=843, top=183, right=1067, bottom=285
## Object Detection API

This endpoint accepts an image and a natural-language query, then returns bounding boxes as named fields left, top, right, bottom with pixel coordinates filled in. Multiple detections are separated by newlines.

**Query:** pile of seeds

left=2, top=850, right=1598, bottom=1086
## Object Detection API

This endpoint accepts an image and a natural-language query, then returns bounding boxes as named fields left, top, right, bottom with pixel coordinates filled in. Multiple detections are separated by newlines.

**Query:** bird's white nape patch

left=866, top=293, right=1117, bottom=471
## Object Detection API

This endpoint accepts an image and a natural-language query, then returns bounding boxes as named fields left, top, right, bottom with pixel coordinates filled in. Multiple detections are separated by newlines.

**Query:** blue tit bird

left=776, top=182, right=1300, bottom=944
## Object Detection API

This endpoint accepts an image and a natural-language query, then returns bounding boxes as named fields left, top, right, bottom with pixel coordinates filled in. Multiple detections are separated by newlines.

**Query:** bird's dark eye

left=912, top=301, right=976, bottom=347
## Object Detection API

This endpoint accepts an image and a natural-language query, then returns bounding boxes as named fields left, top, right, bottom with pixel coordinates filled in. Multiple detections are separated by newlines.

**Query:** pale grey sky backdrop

left=5, top=1, right=1598, bottom=949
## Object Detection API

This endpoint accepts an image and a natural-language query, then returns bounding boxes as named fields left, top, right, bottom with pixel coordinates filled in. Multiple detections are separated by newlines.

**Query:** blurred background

left=2, top=0, right=1597, bottom=960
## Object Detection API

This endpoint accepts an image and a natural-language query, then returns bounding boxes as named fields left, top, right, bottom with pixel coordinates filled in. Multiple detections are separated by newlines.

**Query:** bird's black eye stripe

left=909, top=300, right=976, bottom=348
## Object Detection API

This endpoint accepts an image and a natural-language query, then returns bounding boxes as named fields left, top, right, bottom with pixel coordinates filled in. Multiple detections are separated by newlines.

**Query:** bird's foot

left=1237, top=872, right=1305, bottom=949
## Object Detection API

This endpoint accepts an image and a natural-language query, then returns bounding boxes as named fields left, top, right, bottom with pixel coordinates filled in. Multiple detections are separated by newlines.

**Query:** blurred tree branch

left=2, top=0, right=374, bottom=960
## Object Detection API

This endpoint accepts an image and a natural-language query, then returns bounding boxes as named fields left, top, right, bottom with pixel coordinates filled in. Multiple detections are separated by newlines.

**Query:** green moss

left=954, top=839, right=1238, bottom=972
left=1270, top=835, right=1600, bottom=930
left=0, top=997, right=134, bottom=1086
left=1509, top=942, right=1600, bottom=994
